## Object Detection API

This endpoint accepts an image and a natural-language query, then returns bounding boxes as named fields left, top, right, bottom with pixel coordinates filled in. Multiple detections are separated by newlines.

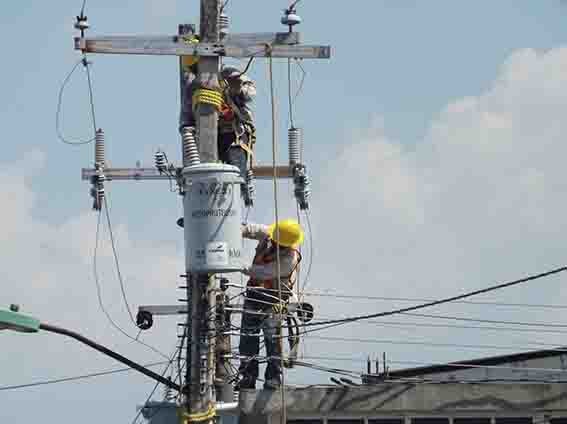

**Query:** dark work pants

left=238, top=297, right=282, bottom=382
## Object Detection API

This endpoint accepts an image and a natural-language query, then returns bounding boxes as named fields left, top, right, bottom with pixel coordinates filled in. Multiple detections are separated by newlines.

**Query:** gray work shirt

left=242, top=223, right=299, bottom=285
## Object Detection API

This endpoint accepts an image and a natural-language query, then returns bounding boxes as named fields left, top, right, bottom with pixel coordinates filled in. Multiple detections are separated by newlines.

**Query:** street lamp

left=0, top=305, right=180, bottom=392
left=0, top=304, right=40, bottom=333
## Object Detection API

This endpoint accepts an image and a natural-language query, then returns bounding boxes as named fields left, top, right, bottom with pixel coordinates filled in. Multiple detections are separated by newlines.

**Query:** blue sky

left=4, top=1, right=567, bottom=423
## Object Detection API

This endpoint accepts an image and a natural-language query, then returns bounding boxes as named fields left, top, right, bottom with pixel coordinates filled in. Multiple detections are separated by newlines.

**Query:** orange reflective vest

left=247, top=239, right=298, bottom=294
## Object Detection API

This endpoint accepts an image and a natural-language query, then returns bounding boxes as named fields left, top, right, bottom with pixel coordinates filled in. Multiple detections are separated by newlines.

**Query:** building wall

left=239, top=383, right=567, bottom=424
left=389, top=354, right=567, bottom=382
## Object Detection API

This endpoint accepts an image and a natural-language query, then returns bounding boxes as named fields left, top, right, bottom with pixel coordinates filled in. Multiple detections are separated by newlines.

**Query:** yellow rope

left=192, top=88, right=224, bottom=112
left=178, top=404, right=216, bottom=424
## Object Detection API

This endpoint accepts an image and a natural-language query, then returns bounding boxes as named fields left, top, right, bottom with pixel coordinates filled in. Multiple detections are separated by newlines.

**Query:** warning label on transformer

left=205, top=242, right=229, bottom=266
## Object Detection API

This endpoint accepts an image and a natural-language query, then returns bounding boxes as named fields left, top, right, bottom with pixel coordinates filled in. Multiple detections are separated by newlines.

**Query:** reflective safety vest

left=247, top=239, right=298, bottom=295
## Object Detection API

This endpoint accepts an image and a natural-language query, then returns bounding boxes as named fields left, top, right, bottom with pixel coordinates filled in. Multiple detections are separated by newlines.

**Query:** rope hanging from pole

left=179, top=403, right=217, bottom=423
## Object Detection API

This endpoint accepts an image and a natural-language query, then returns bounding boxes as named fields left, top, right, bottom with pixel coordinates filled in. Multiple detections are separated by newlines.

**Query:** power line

left=385, top=358, right=567, bottom=375
left=94, top=206, right=169, bottom=360
left=305, top=291, right=567, bottom=310
left=336, top=316, right=567, bottom=335
left=300, top=263, right=567, bottom=331
left=55, top=57, right=96, bottom=145
left=402, top=312, right=567, bottom=328
left=104, top=195, right=137, bottom=325
left=309, top=335, right=567, bottom=353
left=292, top=59, right=307, bottom=105
left=229, top=353, right=567, bottom=377
left=83, top=55, right=98, bottom=134
left=287, top=58, right=295, bottom=128
left=0, top=361, right=167, bottom=392
left=131, top=347, right=182, bottom=424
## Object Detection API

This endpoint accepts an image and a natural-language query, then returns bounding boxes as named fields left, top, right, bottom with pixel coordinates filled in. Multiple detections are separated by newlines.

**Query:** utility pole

left=183, top=1, right=221, bottom=419
left=76, top=1, right=330, bottom=422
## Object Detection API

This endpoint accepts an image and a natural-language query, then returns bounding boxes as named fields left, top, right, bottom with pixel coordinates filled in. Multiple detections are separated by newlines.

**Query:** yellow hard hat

left=180, top=35, right=200, bottom=69
left=267, top=219, right=304, bottom=248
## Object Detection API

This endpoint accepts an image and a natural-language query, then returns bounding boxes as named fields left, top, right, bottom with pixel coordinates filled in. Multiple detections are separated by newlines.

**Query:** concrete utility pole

left=76, top=1, right=331, bottom=421
left=184, top=1, right=221, bottom=418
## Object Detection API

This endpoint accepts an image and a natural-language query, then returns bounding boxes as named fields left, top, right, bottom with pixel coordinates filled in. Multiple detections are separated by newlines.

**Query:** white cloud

left=305, top=47, right=567, bottom=367
left=0, top=149, right=183, bottom=368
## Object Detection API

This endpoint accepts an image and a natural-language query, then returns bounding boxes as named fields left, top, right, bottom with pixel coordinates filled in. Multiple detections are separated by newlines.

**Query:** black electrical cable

left=305, top=292, right=567, bottom=310
left=288, top=58, right=295, bottom=128
left=55, top=57, right=96, bottom=145
left=332, top=315, right=567, bottom=335
left=130, top=348, right=182, bottom=424
left=300, top=209, right=314, bottom=293
left=308, top=335, right=567, bottom=353
left=94, top=206, right=169, bottom=360
left=103, top=195, right=137, bottom=326
left=83, top=56, right=98, bottom=134
left=237, top=57, right=255, bottom=77
left=220, top=0, right=230, bottom=13
left=403, top=312, right=567, bottom=328
left=292, top=59, right=307, bottom=105
left=0, top=361, right=167, bottom=392
left=300, top=264, right=567, bottom=330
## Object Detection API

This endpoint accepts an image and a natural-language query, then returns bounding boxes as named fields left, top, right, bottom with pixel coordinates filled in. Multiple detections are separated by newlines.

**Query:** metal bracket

left=74, top=34, right=330, bottom=58
left=81, top=165, right=293, bottom=182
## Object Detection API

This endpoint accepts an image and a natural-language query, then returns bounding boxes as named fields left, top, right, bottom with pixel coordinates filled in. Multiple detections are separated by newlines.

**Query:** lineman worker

left=179, top=59, right=256, bottom=181
left=237, top=219, right=304, bottom=390
left=217, top=65, right=256, bottom=180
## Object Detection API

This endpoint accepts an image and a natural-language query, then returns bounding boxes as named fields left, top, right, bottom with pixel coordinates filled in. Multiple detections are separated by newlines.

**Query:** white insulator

left=218, top=13, right=229, bottom=37
left=182, top=126, right=200, bottom=167
left=288, top=127, right=302, bottom=166
left=281, top=12, right=302, bottom=27
left=94, top=128, right=105, bottom=168
left=154, top=150, right=167, bottom=173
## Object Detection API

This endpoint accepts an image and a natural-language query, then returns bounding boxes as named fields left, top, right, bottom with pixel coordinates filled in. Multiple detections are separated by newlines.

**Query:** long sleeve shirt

left=242, top=223, right=299, bottom=284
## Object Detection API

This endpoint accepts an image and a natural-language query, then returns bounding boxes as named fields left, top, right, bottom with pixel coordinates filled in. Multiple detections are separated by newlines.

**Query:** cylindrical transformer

left=183, top=163, right=243, bottom=273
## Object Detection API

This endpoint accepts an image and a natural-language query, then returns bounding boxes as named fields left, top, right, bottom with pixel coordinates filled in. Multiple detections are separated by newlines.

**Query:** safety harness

left=246, top=238, right=304, bottom=367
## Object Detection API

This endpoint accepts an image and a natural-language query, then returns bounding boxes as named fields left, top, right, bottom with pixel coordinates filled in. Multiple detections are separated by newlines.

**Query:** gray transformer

left=183, top=163, right=244, bottom=273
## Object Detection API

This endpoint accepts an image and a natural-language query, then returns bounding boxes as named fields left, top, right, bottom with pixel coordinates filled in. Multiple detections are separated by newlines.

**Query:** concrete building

left=142, top=348, right=567, bottom=424
left=363, top=348, right=567, bottom=384
left=238, top=348, right=567, bottom=424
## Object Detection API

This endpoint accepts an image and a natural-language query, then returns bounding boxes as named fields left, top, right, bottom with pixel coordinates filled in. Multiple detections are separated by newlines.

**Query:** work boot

left=236, top=375, right=256, bottom=390
left=263, top=377, right=282, bottom=390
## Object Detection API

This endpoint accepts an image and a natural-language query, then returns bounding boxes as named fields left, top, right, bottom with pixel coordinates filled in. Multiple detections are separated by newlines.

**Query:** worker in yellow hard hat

left=237, top=219, right=304, bottom=390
